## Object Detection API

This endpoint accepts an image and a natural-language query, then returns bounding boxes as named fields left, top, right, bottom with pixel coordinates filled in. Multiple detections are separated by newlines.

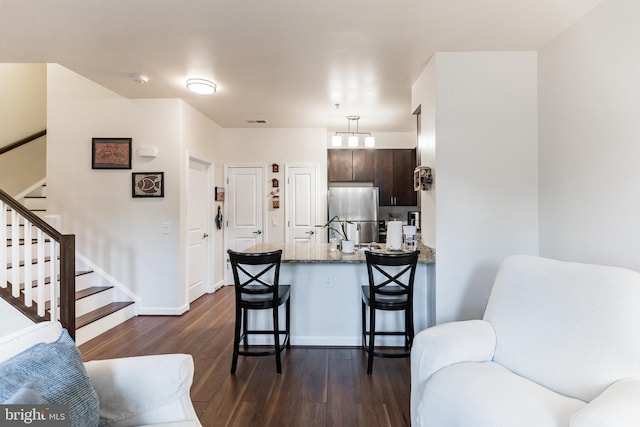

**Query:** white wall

left=539, top=0, right=640, bottom=271
left=221, top=128, right=328, bottom=244
left=178, top=102, right=225, bottom=290
left=0, top=299, right=34, bottom=338
left=412, top=52, right=539, bottom=323
left=412, top=58, right=436, bottom=248
left=46, top=64, right=223, bottom=313
left=0, top=64, right=47, bottom=195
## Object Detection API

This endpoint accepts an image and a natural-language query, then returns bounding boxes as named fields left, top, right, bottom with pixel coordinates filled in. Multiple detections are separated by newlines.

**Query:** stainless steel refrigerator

left=327, top=187, right=379, bottom=244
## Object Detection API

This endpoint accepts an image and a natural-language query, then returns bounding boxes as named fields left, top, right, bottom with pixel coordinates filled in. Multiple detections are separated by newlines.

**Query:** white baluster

left=10, top=210, right=20, bottom=298
left=49, top=238, right=58, bottom=321
left=0, top=200, right=6, bottom=290
left=23, top=219, right=32, bottom=307
left=36, top=228, right=46, bottom=318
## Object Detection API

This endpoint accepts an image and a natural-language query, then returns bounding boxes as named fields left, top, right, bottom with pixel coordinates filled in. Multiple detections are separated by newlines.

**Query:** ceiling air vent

left=246, top=120, right=268, bottom=124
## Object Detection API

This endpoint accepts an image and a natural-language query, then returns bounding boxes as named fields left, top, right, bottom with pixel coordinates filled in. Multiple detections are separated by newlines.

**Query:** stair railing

left=0, top=129, right=46, bottom=156
left=0, top=187, right=75, bottom=339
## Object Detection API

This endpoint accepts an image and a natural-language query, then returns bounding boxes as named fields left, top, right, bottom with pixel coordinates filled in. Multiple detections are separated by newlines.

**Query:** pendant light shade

left=364, top=136, right=375, bottom=148
left=332, top=115, right=375, bottom=148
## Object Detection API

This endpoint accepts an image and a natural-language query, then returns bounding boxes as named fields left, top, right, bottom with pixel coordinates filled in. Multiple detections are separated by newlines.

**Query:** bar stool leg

left=231, top=303, right=242, bottom=375
left=367, top=306, right=376, bottom=375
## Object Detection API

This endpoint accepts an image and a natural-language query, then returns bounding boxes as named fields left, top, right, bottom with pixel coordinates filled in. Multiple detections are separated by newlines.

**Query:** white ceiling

left=0, top=0, right=605, bottom=133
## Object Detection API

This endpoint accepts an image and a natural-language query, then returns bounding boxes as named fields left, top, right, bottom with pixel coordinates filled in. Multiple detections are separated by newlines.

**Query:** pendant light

left=332, top=115, right=375, bottom=148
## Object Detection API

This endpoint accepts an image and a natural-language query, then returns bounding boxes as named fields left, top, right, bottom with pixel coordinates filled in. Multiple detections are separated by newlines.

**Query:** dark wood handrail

left=0, top=187, right=61, bottom=238
left=0, top=129, right=47, bottom=156
left=0, top=187, right=76, bottom=339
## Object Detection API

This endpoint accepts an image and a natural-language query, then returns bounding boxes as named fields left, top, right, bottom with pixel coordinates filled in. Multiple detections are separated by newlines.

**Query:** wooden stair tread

left=76, top=286, right=112, bottom=300
left=41, top=286, right=115, bottom=310
left=76, top=302, right=134, bottom=329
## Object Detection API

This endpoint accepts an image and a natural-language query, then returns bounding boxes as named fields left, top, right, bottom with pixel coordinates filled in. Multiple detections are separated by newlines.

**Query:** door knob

left=203, top=233, right=209, bottom=239
left=253, top=230, right=262, bottom=235
left=305, top=230, right=315, bottom=235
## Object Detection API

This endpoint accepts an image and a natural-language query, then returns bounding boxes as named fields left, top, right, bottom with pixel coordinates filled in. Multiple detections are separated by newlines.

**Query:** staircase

left=3, top=183, right=137, bottom=344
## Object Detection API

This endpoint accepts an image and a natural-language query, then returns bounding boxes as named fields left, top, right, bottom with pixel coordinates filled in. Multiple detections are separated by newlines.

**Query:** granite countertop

left=242, top=243, right=435, bottom=264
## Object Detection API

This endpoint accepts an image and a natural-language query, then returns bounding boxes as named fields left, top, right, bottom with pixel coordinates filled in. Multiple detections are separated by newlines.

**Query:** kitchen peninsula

left=241, top=243, right=435, bottom=346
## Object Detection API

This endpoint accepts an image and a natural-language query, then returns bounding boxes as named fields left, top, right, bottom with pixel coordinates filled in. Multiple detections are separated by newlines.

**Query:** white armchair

left=411, top=255, right=640, bottom=427
left=0, top=321, right=201, bottom=427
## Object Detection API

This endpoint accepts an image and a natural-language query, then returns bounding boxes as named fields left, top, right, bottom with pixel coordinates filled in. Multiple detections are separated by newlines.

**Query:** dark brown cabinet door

left=374, top=149, right=417, bottom=206
left=375, top=150, right=394, bottom=206
left=328, top=149, right=376, bottom=182
left=393, top=149, right=417, bottom=206
left=328, top=149, right=353, bottom=182
left=353, top=150, right=375, bottom=182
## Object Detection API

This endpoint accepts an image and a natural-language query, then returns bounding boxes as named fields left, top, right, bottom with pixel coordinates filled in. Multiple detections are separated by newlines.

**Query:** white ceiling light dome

left=186, top=78, right=217, bottom=95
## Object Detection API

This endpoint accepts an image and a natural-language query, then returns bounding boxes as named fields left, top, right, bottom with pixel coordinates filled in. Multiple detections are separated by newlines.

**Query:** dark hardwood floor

left=78, top=286, right=411, bottom=427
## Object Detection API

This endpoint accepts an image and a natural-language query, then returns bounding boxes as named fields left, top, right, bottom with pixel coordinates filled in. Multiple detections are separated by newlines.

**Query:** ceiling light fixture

left=332, top=115, right=375, bottom=148
left=186, top=78, right=216, bottom=95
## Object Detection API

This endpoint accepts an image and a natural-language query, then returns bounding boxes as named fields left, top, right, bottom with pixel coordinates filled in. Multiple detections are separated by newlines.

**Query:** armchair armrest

left=411, top=320, right=496, bottom=424
left=84, top=354, right=201, bottom=427
left=570, top=378, right=640, bottom=427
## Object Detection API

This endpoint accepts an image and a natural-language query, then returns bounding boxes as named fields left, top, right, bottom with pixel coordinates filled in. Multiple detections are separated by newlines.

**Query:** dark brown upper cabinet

left=374, top=149, right=417, bottom=206
left=328, top=149, right=375, bottom=182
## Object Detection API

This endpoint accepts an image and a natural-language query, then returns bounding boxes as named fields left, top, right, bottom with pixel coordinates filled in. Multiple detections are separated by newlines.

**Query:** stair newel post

left=59, top=234, right=76, bottom=340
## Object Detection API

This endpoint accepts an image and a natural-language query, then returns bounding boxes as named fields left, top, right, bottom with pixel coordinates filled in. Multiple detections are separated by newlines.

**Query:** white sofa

left=0, top=321, right=201, bottom=427
left=411, top=255, right=640, bottom=427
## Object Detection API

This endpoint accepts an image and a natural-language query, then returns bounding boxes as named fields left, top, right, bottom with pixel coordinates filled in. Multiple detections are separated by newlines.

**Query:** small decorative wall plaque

left=215, top=187, right=225, bottom=202
left=272, top=178, right=279, bottom=188
left=272, top=163, right=279, bottom=173
left=272, top=195, right=280, bottom=209
left=132, top=172, right=164, bottom=197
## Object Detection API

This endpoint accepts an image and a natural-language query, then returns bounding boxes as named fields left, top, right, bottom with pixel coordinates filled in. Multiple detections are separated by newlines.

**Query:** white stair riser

left=4, top=243, right=53, bottom=262
left=22, top=198, right=46, bottom=211
left=46, top=289, right=115, bottom=317
left=5, top=210, right=47, bottom=224
left=75, top=288, right=115, bottom=317
left=4, top=225, right=53, bottom=240
left=75, top=304, right=137, bottom=346
left=6, top=260, right=52, bottom=283
left=25, top=186, right=46, bottom=198
left=20, top=283, right=54, bottom=304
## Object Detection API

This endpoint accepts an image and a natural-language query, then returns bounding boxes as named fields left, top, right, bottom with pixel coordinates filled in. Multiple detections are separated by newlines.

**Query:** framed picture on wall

left=132, top=172, right=164, bottom=197
left=92, top=137, right=132, bottom=169
left=215, top=187, right=225, bottom=202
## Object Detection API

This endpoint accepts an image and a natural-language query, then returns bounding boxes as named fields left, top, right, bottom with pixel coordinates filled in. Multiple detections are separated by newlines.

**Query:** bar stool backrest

left=365, top=250, right=419, bottom=301
left=228, top=249, right=283, bottom=299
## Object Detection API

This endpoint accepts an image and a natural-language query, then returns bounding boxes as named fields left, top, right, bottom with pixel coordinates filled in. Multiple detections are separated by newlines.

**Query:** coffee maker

left=408, top=211, right=421, bottom=232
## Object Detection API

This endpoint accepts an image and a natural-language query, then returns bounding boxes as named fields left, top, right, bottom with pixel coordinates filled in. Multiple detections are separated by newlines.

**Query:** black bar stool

left=361, top=250, right=419, bottom=375
left=227, top=249, right=291, bottom=374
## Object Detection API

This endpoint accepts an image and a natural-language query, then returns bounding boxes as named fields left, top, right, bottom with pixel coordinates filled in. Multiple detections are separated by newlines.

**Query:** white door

left=286, top=165, right=318, bottom=244
left=225, top=166, right=265, bottom=280
left=187, top=156, right=212, bottom=303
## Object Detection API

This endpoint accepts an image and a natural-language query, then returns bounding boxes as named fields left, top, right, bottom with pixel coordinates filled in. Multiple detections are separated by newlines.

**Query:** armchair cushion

left=0, top=329, right=100, bottom=427
left=418, top=361, right=586, bottom=427
left=570, top=378, right=640, bottom=427
left=85, top=354, right=200, bottom=427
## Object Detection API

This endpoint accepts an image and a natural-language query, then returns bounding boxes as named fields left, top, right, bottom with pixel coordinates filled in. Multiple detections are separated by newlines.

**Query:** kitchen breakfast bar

left=241, top=243, right=436, bottom=347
